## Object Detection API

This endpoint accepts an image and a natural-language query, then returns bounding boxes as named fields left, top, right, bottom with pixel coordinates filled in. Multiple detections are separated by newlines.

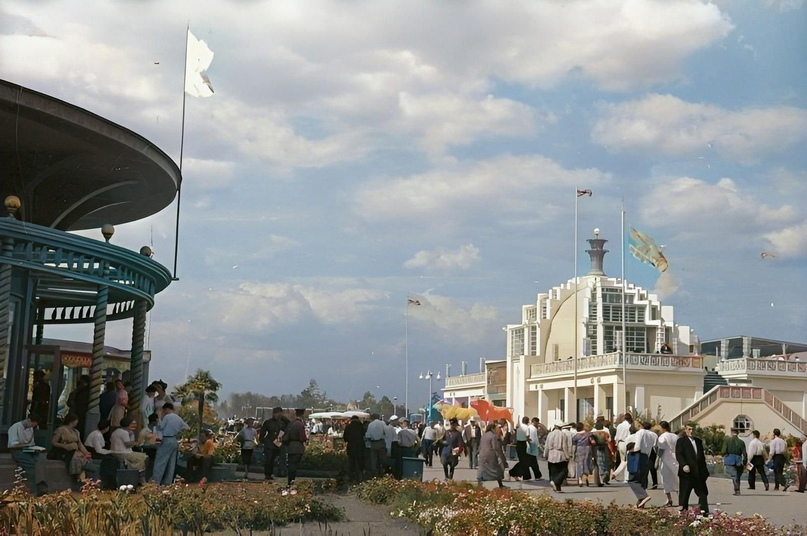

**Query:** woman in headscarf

left=545, top=424, right=572, bottom=492
left=477, top=422, right=508, bottom=488
left=571, top=422, right=594, bottom=486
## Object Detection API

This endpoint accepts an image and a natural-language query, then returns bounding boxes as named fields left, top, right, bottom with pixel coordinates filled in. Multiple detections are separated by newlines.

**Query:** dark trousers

left=548, top=460, right=567, bottom=491
left=772, top=453, right=786, bottom=489
left=187, top=455, right=213, bottom=482
left=369, top=440, right=386, bottom=477
left=264, top=446, right=279, bottom=478
left=649, top=449, right=658, bottom=486
left=467, top=439, right=479, bottom=468
left=797, top=463, right=806, bottom=493
left=347, top=448, right=364, bottom=482
left=442, top=455, right=458, bottom=479
left=509, top=440, right=530, bottom=479
left=679, top=476, right=709, bottom=514
left=747, top=455, right=768, bottom=489
left=241, top=448, right=254, bottom=475
left=421, top=439, right=434, bottom=466
left=286, top=453, right=302, bottom=485
left=527, top=453, right=542, bottom=479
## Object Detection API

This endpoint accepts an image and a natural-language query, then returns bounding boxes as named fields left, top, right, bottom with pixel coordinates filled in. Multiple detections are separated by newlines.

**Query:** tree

left=173, top=369, right=222, bottom=437
left=297, top=378, right=326, bottom=409
left=378, top=396, right=394, bottom=418
left=359, top=391, right=377, bottom=412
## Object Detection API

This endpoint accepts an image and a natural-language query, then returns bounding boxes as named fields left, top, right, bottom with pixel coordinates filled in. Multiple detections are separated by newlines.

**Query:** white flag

left=185, top=29, right=214, bottom=97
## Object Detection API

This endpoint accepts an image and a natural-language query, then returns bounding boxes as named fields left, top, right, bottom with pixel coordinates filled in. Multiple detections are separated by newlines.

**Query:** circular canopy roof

left=0, top=79, right=180, bottom=231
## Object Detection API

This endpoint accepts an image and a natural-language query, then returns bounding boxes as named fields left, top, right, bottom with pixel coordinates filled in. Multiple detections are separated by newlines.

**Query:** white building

left=442, top=231, right=807, bottom=438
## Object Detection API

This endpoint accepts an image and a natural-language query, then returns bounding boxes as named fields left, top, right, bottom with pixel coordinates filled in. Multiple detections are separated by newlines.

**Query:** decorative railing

left=717, top=357, right=807, bottom=375
left=0, top=218, right=172, bottom=322
left=445, top=373, right=485, bottom=388
left=669, top=386, right=807, bottom=435
left=530, top=352, right=703, bottom=378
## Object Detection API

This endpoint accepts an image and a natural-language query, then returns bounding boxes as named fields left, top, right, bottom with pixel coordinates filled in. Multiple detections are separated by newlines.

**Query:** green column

left=86, top=284, right=109, bottom=431
left=0, top=236, right=13, bottom=419
left=128, top=299, right=147, bottom=428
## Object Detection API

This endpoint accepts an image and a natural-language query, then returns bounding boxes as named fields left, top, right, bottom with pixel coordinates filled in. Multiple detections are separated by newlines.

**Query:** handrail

left=668, top=386, right=807, bottom=435
left=530, top=352, right=703, bottom=378
left=0, top=218, right=171, bottom=314
left=445, top=373, right=485, bottom=387
left=717, top=357, right=807, bottom=375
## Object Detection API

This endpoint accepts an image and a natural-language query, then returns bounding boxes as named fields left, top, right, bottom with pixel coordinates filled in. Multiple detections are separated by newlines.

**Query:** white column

left=563, top=387, right=572, bottom=424
left=634, top=385, right=646, bottom=415
left=594, top=381, right=606, bottom=418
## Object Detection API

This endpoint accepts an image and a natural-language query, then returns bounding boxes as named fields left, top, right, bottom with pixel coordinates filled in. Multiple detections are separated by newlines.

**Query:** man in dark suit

left=675, top=424, right=710, bottom=515
left=343, top=415, right=366, bottom=482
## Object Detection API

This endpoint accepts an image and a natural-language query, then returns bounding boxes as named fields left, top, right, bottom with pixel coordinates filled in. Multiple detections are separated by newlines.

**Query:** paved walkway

left=424, top=462, right=807, bottom=528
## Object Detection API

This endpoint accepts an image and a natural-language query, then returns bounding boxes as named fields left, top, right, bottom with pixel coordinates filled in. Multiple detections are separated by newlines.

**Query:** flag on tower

left=185, top=29, right=215, bottom=97
left=407, top=298, right=421, bottom=306
left=576, top=189, right=593, bottom=197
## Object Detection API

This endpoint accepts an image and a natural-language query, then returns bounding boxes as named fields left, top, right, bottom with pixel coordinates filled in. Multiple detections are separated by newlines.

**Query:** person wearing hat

left=721, top=426, right=747, bottom=496
left=384, top=416, right=400, bottom=477
left=440, top=418, right=464, bottom=480
left=259, top=407, right=287, bottom=481
left=462, top=418, right=481, bottom=469
left=544, top=423, right=572, bottom=492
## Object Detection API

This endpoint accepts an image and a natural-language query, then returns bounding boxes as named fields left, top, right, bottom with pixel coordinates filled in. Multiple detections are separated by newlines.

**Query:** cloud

left=397, top=93, right=536, bottom=155
left=640, top=176, right=805, bottom=258
left=407, top=293, right=499, bottom=344
left=217, top=280, right=388, bottom=332
left=653, top=271, right=680, bottom=300
left=354, top=155, right=610, bottom=227
left=404, top=244, right=481, bottom=272
left=592, top=94, right=807, bottom=164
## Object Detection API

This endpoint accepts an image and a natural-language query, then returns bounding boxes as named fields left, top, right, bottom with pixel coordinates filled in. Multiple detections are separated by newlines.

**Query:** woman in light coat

left=477, top=422, right=508, bottom=488
left=545, top=424, right=572, bottom=492
left=656, top=420, right=679, bottom=506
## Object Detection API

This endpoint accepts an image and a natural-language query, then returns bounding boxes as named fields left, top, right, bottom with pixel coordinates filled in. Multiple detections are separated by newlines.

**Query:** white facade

left=442, top=233, right=807, bottom=438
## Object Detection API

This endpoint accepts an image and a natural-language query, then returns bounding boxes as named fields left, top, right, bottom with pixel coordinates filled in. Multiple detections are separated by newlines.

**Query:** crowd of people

left=8, top=374, right=190, bottom=495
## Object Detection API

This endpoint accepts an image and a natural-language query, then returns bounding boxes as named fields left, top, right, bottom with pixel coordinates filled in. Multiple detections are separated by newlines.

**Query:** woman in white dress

left=656, top=420, right=679, bottom=507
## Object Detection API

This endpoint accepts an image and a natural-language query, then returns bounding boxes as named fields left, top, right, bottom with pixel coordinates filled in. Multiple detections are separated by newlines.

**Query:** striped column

left=128, top=299, right=147, bottom=427
left=87, top=285, right=109, bottom=417
left=0, top=237, right=13, bottom=419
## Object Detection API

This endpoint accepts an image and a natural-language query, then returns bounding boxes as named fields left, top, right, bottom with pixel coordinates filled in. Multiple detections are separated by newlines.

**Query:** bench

left=0, top=453, right=75, bottom=494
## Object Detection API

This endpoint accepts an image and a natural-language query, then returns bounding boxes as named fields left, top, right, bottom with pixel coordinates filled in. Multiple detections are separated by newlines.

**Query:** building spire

left=586, top=228, right=608, bottom=276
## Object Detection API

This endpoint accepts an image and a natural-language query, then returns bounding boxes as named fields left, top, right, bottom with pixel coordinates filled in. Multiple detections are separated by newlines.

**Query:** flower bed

left=353, top=476, right=804, bottom=535
left=0, top=479, right=343, bottom=535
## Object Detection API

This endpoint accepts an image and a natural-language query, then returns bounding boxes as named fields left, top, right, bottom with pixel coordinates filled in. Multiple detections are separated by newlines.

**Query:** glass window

left=732, top=415, right=752, bottom=434
left=510, top=328, right=524, bottom=357
left=529, top=325, right=537, bottom=356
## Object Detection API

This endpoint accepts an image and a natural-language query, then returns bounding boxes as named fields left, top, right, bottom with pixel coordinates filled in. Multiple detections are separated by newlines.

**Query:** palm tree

left=173, top=369, right=222, bottom=436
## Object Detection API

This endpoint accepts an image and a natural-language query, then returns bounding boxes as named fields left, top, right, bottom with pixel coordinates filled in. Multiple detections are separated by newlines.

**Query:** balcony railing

left=530, top=352, right=703, bottom=379
left=445, top=372, right=485, bottom=388
left=716, top=357, right=807, bottom=376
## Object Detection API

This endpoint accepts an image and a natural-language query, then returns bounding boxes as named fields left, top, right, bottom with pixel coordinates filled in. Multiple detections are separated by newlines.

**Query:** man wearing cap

left=285, top=409, right=308, bottom=488
left=260, top=407, right=287, bottom=481
left=463, top=418, right=481, bottom=469
left=384, top=416, right=400, bottom=477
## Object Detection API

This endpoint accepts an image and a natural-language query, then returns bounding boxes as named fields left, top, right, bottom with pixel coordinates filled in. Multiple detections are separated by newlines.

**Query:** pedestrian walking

left=477, top=422, right=508, bottom=488
left=769, top=428, right=788, bottom=491
left=675, top=424, right=710, bottom=516
left=656, top=420, right=679, bottom=506
left=545, top=424, right=571, bottom=492
left=746, top=429, right=769, bottom=491
left=572, top=422, right=594, bottom=486
left=627, top=421, right=656, bottom=508
left=440, top=418, right=463, bottom=480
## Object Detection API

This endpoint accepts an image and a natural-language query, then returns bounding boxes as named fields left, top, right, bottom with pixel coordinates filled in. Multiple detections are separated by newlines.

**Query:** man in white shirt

left=527, top=417, right=544, bottom=479
left=769, top=428, right=788, bottom=491
left=628, top=421, right=657, bottom=508
left=84, top=419, right=112, bottom=458
left=111, top=417, right=149, bottom=483
left=746, top=429, right=769, bottom=491
left=613, top=413, right=634, bottom=482
left=364, top=413, right=387, bottom=477
left=7, top=413, right=47, bottom=495
left=421, top=421, right=437, bottom=466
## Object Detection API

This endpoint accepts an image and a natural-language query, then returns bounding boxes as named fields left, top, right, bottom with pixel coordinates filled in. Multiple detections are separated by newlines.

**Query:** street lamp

left=419, top=371, right=441, bottom=423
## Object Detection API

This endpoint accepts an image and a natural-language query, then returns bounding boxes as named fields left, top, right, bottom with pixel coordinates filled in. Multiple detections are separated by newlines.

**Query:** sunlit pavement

left=421, top=461, right=807, bottom=527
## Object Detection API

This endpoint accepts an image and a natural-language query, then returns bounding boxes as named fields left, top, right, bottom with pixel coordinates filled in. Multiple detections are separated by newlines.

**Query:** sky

left=3, top=0, right=806, bottom=409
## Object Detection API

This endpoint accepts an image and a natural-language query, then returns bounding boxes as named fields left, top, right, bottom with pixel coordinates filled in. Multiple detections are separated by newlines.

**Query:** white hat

left=390, top=415, right=399, bottom=421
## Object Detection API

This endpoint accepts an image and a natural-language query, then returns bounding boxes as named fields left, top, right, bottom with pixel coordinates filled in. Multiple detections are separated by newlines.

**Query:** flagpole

left=405, top=299, right=409, bottom=419
left=573, top=186, right=578, bottom=423
left=621, top=199, right=627, bottom=412
left=172, top=24, right=190, bottom=281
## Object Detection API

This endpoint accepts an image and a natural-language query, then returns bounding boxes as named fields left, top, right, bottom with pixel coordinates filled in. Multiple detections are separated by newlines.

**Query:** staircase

left=669, top=385, right=807, bottom=436
left=703, top=370, right=728, bottom=392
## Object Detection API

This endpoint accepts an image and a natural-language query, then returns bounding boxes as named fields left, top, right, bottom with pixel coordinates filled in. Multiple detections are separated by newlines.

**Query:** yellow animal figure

left=433, top=402, right=479, bottom=422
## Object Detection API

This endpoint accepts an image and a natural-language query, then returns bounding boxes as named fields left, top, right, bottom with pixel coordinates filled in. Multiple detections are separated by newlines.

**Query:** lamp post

left=419, top=371, right=441, bottom=423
